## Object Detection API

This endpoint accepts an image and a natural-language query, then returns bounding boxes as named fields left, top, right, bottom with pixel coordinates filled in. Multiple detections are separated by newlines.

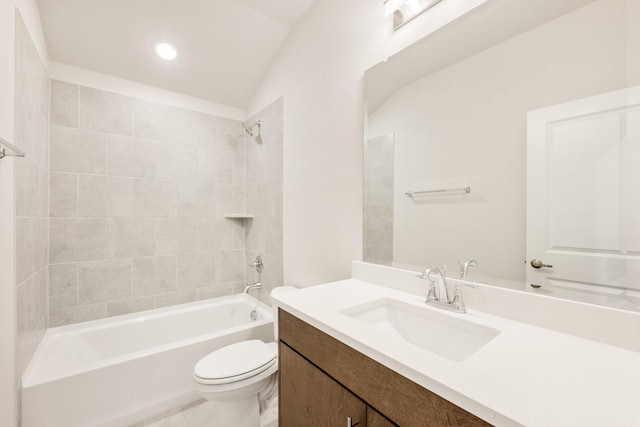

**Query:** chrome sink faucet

left=419, top=267, right=449, bottom=303
left=418, top=266, right=477, bottom=313
left=458, top=259, right=477, bottom=280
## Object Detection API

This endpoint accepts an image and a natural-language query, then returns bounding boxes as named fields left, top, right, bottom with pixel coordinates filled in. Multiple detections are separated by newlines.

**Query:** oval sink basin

left=340, top=298, right=500, bottom=362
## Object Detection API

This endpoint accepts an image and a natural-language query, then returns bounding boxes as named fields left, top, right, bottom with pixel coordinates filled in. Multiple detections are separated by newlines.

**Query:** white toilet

left=192, top=286, right=296, bottom=427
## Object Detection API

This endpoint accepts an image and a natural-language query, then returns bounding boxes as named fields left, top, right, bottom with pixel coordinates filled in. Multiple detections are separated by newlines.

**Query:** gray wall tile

left=46, top=88, right=287, bottom=324
left=155, top=290, right=198, bottom=308
left=134, top=99, right=182, bottom=142
left=16, top=218, right=47, bottom=284
left=50, top=172, right=78, bottom=217
left=50, top=218, right=106, bottom=263
left=197, top=147, right=232, bottom=182
left=78, top=175, right=133, bottom=217
left=214, top=184, right=244, bottom=216
left=51, top=80, right=79, bottom=127
left=107, top=135, right=156, bottom=178
left=177, top=182, right=215, bottom=217
left=49, top=304, right=106, bottom=328
left=156, top=142, right=197, bottom=180
left=107, top=297, right=156, bottom=317
left=132, top=256, right=177, bottom=296
left=79, top=86, right=134, bottom=135
left=179, top=109, right=217, bottom=146
left=78, top=259, right=132, bottom=305
left=177, top=253, right=216, bottom=289
left=50, top=126, right=106, bottom=173
left=155, top=218, right=197, bottom=255
left=106, top=218, right=155, bottom=259
left=49, top=263, right=78, bottom=311
left=133, top=179, right=177, bottom=217
left=243, top=99, right=283, bottom=305
left=216, top=250, right=245, bottom=285
left=15, top=158, right=43, bottom=217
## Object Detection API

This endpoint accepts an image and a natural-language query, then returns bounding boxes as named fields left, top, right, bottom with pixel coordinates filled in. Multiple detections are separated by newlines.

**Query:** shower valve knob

left=250, top=255, right=263, bottom=273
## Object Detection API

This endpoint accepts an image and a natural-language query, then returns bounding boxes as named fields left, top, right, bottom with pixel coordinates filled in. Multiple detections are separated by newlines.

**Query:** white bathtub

left=22, top=294, right=274, bottom=427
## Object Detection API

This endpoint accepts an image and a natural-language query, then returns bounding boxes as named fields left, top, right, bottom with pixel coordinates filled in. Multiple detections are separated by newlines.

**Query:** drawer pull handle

left=347, top=416, right=359, bottom=427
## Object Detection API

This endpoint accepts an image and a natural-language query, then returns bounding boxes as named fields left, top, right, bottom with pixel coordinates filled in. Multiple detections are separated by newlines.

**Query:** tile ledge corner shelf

left=223, top=213, right=255, bottom=219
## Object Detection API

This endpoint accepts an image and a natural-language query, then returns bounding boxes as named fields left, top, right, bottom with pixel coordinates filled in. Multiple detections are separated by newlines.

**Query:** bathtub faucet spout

left=244, top=282, right=261, bottom=294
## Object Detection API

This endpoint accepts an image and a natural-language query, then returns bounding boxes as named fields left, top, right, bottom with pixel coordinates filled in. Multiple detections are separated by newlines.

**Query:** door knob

left=530, top=259, right=553, bottom=269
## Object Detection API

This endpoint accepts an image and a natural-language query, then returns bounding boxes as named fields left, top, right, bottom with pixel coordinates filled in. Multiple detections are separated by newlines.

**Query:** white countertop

left=272, top=279, right=640, bottom=427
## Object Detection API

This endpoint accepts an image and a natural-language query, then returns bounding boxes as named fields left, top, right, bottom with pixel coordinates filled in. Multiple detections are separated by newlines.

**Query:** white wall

left=368, top=0, right=633, bottom=284
left=0, top=0, right=17, bottom=424
left=247, top=0, right=482, bottom=286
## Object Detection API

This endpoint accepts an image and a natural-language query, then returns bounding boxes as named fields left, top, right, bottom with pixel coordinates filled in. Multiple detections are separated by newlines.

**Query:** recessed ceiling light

left=153, top=41, right=177, bottom=61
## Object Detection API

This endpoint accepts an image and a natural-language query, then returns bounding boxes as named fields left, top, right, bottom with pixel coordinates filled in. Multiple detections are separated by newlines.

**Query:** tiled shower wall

left=244, top=99, right=283, bottom=303
left=48, top=81, right=249, bottom=326
left=363, top=133, right=394, bottom=265
left=14, top=10, right=49, bottom=379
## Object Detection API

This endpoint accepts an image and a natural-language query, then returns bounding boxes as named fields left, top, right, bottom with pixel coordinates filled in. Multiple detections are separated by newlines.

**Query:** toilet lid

left=194, top=340, right=276, bottom=384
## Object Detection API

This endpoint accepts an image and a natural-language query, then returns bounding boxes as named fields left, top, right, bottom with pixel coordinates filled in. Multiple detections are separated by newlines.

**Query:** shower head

left=242, top=120, right=261, bottom=138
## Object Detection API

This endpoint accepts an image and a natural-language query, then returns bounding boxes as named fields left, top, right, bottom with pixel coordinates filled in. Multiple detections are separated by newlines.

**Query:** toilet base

left=210, top=396, right=260, bottom=427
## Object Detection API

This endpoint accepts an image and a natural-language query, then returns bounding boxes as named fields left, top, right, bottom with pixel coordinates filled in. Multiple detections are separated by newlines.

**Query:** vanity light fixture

left=385, top=0, right=444, bottom=30
left=153, top=41, right=178, bottom=61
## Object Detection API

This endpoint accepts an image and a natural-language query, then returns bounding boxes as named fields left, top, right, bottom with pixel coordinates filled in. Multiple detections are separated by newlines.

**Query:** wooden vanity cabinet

left=278, top=309, right=490, bottom=427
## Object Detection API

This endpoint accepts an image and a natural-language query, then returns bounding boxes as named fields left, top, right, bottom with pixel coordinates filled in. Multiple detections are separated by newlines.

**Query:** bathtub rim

left=22, top=293, right=273, bottom=388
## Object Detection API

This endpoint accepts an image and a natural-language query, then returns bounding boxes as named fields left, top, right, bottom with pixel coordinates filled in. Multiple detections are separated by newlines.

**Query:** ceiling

left=37, top=0, right=316, bottom=109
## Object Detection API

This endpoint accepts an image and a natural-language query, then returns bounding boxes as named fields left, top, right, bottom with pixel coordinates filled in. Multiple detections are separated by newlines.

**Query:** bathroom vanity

left=272, top=262, right=640, bottom=427
left=279, top=309, right=487, bottom=426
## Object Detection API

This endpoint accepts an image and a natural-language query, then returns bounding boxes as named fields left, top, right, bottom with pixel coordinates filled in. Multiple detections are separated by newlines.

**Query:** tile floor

left=134, top=399, right=278, bottom=427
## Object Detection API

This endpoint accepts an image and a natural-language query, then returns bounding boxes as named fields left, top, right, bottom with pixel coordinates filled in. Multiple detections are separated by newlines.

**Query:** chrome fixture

left=450, top=283, right=478, bottom=313
left=418, top=266, right=477, bottom=313
left=244, top=282, right=262, bottom=294
left=405, top=186, right=470, bottom=198
left=250, top=255, right=263, bottom=274
left=418, top=266, right=449, bottom=302
left=388, top=0, right=444, bottom=30
left=530, top=259, right=553, bottom=269
left=242, top=120, right=261, bottom=138
left=0, top=136, right=25, bottom=160
left=246, top=256, right=264, bottom=321
left=244, top=282, right=261, bottom=321
left=458, top=259, right=477, bottom=280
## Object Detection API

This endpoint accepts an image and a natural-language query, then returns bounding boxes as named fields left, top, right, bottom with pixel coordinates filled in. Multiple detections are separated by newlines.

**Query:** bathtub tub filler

left=22, top=294, right=274, bottom=427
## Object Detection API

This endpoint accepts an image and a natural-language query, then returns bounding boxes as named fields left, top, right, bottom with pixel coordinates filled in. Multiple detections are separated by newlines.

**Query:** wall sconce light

left=384, top=0, right=443, bottom=30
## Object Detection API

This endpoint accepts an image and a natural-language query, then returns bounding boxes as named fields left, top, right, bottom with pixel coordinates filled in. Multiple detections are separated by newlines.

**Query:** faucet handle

left=451, top=283, right=478, bottom=313
left=426, top=282, right=437, bottom=302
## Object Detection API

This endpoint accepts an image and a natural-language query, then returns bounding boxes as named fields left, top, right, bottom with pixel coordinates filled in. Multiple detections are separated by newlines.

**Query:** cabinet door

left=368, top=407, right=397, bottom=427
left=279, top=342, right=366, bottom=427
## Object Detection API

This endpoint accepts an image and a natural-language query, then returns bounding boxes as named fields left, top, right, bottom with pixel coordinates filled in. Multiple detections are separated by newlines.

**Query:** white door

left=526, top=86, right=640, bottom=310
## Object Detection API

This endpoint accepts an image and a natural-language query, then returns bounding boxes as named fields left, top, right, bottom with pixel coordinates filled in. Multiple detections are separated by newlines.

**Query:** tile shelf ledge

left=223, top=213, right=255, bottom=219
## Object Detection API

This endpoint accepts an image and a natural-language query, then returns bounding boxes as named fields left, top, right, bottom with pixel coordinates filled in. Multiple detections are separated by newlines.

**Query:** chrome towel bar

left=0, top=136, right=25, bottom=159
left=405, top=186, right=471, bottom=197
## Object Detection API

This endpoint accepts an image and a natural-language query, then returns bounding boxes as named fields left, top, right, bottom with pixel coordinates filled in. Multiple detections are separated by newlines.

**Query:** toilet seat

left=194, top=340, right=277, bottom=385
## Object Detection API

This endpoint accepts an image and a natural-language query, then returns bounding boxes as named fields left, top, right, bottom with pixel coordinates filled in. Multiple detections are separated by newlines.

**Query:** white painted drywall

left=247, top=0, right=489, bottom=286
left=0, top=1, right=17, bottom=423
